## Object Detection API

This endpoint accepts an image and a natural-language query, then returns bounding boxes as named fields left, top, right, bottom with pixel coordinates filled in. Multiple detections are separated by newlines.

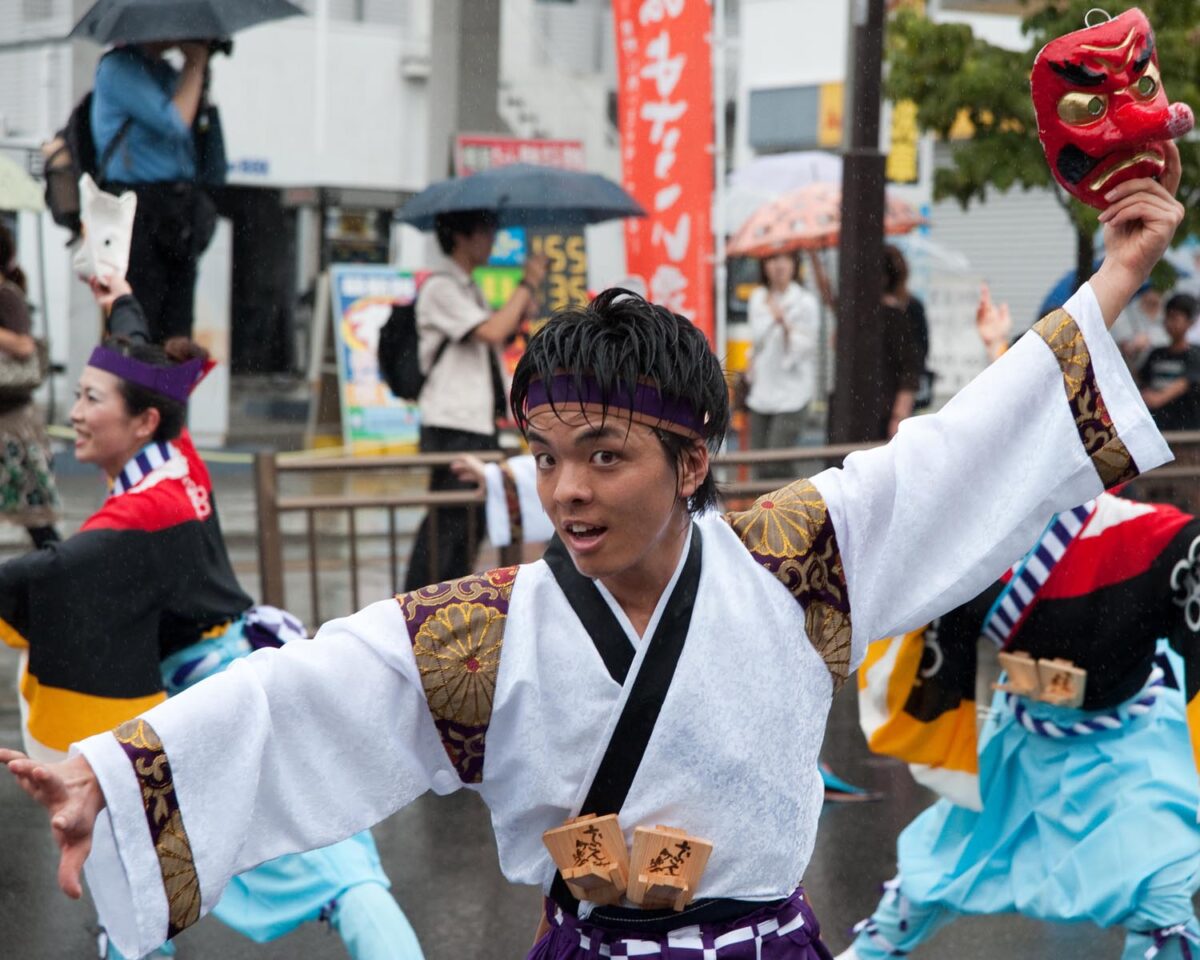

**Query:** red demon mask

left=1031, top=8, right=1193, bottom=209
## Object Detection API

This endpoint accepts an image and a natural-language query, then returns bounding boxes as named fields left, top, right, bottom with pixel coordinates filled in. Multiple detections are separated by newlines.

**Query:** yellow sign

left=886, top=99, right=920, bottom=183
left=818, top=82, right=845, bottom=149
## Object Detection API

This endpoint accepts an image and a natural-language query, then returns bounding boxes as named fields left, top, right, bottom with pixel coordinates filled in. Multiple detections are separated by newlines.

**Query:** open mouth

left=562, top=521, right=608, bottom=549
left=1089, top=149, right=1165, bottom=193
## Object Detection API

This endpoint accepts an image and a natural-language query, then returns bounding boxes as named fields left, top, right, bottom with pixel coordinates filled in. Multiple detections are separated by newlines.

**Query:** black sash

left=544, top=528, right=781, bottom=931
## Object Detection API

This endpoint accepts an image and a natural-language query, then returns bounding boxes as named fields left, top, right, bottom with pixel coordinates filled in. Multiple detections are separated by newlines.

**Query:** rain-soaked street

left=0, top=454, right=1143, bottom=959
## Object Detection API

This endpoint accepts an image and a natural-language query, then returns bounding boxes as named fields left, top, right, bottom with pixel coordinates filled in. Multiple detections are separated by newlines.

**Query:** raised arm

left=726, top=165, right=1183, bottom=681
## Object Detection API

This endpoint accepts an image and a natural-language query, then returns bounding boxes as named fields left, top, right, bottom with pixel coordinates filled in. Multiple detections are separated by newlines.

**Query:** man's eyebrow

left=1049, top=60, right=1107, bottom=87
left=573, top=425, right=624, bottom=445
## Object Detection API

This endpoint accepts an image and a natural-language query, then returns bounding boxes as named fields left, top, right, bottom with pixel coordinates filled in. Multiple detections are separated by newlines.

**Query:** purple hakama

left=529, top=888, right=833, bottom=959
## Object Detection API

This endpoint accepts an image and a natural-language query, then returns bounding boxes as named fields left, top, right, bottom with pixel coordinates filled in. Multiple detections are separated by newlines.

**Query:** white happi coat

left=76, top=286, right=1169, bottom=958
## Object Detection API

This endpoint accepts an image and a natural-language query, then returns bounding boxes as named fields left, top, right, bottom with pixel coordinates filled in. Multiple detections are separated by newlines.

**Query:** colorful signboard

left=329, top=264, right=421, bottom=454
left=614, top=0, right=715, bottom=342
left=454, top=135, right=586, bottom=176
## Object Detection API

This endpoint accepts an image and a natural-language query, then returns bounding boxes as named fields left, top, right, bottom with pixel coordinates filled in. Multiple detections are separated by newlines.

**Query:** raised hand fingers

left=1101, top=175, right=1180, bottom=214
left=1161, top=140, right=1182, bottom=196
left=0, top=747, right=30, bottom=764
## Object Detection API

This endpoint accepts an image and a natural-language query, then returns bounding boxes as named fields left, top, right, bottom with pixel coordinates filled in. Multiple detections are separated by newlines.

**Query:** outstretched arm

left=0, top=751, right=105, bottom=899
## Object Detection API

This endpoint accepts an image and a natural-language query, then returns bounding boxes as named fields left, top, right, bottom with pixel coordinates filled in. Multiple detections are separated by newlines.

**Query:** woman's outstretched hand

left=1092, top=140, right=1186, bottom=329
left=0, top=749, right=106, bottom=899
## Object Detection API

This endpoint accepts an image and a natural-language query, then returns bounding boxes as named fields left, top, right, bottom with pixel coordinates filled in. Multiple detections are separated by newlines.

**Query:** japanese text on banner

left=615, top=0, right=715, bottom=343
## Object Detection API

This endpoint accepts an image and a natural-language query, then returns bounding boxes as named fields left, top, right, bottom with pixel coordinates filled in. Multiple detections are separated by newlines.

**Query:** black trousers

left=403, top=425, right=499, bottom=591
left=106, top=181, right=214, bottom=342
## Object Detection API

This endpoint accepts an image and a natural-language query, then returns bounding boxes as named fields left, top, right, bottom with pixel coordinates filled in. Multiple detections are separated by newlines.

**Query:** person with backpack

left=401, top=209, right=546, bottom=590
left=90, top=40, right=219, bottom=342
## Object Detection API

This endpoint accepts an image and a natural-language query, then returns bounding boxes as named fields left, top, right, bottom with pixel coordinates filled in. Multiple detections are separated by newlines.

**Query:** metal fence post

left=254, top=451, right=286, bottom=608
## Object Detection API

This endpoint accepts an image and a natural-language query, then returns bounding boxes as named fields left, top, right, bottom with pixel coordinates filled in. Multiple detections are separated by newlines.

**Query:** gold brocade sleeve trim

left=724, top=479, right=853, bottom=689
left=1033, top=309, right=1138, bottom=488
left=112, top=718, right=201, bottom=939
left=397, top=566, right=517, bottom=783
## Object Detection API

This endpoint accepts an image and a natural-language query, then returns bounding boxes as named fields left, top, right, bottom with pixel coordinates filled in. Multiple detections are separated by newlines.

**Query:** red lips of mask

left=1031, top=8, right=1193, bottom=210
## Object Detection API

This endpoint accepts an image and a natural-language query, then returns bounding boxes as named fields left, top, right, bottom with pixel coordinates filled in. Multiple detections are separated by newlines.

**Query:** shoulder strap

left=548, top=526, right=703, bottom=912
left=97, top=117, right=134, bottom=178
left=417, top=272, right=453, bottom=379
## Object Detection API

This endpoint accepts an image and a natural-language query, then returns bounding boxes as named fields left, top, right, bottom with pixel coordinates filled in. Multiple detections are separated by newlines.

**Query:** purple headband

left=87, top=345, right=213, bottom=404
left=524, top=374, right=704, bottom=439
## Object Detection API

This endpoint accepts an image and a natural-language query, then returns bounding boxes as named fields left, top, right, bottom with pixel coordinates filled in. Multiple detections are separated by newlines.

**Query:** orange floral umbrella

left=726, top=182, right=926, bottom=258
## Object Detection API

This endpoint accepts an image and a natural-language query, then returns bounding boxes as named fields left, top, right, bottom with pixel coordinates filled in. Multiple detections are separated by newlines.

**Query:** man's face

left=1031, top=9, right=1193, bottom=209
left=1165, top=309, right=1193, bottom=343
left=525, top=406, right=703, bottom=584
left=457, top=225, right=497, bottom=268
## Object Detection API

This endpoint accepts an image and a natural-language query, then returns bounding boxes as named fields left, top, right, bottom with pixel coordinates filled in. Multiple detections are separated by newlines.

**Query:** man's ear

left=677, top=440, right=709, bottom=502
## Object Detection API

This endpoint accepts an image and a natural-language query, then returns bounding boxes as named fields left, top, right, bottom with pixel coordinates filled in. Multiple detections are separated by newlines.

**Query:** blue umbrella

left=397, top=163, right=645, bottom=230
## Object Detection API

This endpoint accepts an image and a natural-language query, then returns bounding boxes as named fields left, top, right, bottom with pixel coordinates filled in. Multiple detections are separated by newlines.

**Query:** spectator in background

left=403, top=209, right=547, bottom=590
left=92, top=41, right=217, bottom=342
left=1139, top=293, right=1200, bottom=431
left=745, top=251, right=819, bottom=478
left=876, top=245, right=928, bottom=439
left=0, top=225, right=60, bottom=549
left=1114, top=286, right=1167, bottom=372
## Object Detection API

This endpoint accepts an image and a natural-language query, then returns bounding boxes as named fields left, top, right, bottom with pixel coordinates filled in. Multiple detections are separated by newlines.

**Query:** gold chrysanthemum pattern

left=398, top=568, right=516, bottom=783
left=1034, top=309, right=1137, bottom=488
left=726, top=480, right=854, bottom=688
left=113, top=718, right=200, bottom=937
left=412, top=602, right=505, bottom=727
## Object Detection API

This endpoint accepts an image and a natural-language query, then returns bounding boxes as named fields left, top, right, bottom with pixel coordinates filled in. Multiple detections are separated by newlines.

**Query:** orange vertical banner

left=614, top=0, right=715, bottom=343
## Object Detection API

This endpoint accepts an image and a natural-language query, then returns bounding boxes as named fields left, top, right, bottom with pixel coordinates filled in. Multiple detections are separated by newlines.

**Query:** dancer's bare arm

left=0, top=749, right=105, bottom=899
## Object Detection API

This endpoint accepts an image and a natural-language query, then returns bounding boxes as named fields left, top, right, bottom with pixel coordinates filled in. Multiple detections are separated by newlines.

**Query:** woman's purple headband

left=87, top=345, right=212, bottom=404
left=524, top=374, right=704, bottom=439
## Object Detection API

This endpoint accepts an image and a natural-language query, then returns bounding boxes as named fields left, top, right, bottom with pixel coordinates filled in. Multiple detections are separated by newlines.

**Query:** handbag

left=0, top=339, right=49, bottom=401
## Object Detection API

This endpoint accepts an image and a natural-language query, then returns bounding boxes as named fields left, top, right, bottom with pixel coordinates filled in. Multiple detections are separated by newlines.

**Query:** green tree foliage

left=886, top=1, right=1200, bottom=287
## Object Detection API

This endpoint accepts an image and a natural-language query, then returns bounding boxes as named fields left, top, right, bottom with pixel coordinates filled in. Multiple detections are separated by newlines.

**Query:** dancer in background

left=1, top=277, right=423, bottom=960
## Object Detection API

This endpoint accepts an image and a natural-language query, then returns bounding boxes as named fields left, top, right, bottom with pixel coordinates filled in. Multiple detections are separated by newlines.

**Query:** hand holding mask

left=1031, top=8, right=1193, bottom=210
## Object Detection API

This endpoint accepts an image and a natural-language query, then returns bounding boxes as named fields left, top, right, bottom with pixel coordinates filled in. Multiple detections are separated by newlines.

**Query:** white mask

left=72, top=174, right=137, bottom=284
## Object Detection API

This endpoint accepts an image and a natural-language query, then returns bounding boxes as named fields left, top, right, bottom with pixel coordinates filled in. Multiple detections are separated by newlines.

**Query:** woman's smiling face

left=70, top=366, right=156, bottom=477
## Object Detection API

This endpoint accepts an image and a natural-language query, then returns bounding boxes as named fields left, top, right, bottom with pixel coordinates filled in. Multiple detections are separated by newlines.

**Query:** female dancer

left=0, top=278, right=423, bottom=960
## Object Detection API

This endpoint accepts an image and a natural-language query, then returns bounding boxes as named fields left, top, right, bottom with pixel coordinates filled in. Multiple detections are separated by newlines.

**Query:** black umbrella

left=397, top=163, right=646, bottom=231
left=70, top=0, right=304, bottom=45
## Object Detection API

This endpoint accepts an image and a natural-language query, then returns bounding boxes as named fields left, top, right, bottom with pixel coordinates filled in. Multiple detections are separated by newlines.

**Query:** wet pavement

left=0, top=449, right=1156, bottom=958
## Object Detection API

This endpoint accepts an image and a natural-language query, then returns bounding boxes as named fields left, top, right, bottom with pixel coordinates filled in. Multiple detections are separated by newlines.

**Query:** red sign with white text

left=454, top=135, right=586, bottom=176
left=614, top=0, right=714, bottom=343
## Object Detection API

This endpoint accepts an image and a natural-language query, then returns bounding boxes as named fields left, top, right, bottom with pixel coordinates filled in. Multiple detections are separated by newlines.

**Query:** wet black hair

left=102, top=336, right=210, bottom=443
left=510, top=288, right=730, bottom=515
left=433, top=209, right=499, bottom=256
left=1165, top=293, right=1199, bottom=323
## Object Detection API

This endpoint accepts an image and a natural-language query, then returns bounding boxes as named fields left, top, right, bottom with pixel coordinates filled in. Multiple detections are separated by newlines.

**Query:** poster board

left=329, top=264, right=421, bottom=454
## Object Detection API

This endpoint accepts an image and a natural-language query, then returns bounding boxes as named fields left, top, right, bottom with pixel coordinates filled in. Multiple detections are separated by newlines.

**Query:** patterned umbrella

left=727, top=182, right=925, bottom=258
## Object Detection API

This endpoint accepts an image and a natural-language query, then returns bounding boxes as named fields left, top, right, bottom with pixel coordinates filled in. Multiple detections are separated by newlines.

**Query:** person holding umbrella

left=402, top=209, right=548, bottom=590
left=90, top=38, right=216, bottom=343
left=75, top=0, right=303, bottom=342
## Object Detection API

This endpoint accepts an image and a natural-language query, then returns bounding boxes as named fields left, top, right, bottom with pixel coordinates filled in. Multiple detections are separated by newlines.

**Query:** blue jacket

left=91, top=47, right=196, bottom=184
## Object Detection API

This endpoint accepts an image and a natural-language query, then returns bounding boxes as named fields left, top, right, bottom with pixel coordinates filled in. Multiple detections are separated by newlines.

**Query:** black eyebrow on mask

left=1049, top=60, right=1107, bottom=87
left=1133, top=34, right=1155, bottom=75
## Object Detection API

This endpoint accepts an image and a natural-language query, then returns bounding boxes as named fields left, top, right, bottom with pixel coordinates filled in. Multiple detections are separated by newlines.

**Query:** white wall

left=210, top=17, right=430, bottom=191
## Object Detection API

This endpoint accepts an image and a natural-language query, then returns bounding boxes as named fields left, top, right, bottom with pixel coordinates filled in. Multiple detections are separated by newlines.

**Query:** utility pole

left=829, top=0, right=887, bottom=444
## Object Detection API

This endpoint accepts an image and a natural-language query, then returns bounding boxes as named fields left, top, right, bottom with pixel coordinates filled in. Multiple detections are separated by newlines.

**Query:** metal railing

left=254, top=433, right=1200, bottom=626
